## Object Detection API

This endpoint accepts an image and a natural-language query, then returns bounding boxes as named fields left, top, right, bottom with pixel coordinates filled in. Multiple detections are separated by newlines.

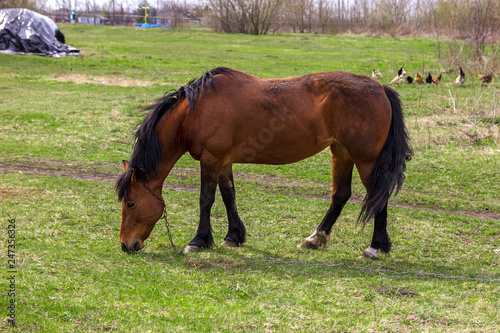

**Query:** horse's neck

left=151, top=102, right=188, bottom=188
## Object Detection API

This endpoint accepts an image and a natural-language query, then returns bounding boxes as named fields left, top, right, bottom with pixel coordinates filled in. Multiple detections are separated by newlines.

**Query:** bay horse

left=116, top=67, right=412, bottom=259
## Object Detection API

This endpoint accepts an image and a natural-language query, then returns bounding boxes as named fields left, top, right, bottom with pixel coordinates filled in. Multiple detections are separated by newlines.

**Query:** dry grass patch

left=409, top=113, right=500, bottom=148
left=0, top=183, right=43, bottom=201
left=2, top=72, right=169, bottom=87
left=49, top=74, right=166, bottom=87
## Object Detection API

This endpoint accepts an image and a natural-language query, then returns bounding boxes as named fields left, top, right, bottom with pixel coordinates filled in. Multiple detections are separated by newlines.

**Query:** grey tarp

left=0, top=8, right=79, bottom=57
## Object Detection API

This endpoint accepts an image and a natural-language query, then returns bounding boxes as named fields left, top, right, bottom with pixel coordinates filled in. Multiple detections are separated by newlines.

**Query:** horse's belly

left=233, top=131, right=333, bottom=164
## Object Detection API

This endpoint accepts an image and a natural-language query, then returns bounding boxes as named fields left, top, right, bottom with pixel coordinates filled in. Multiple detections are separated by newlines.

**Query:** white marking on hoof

left=297, top=230, right=330, bottom=249
left=359, top=246, right=379, bottom=260
left=183, top=245, right=203, bottom=253
left=222, top=240, right=238, bottom=248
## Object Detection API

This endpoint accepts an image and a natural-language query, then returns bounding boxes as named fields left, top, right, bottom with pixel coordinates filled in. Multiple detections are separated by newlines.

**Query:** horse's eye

left=126, top=202, right=136, bottom=209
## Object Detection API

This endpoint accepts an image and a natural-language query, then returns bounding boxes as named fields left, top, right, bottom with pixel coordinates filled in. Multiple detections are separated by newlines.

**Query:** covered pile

left=0, top=8, right=79, bottom=57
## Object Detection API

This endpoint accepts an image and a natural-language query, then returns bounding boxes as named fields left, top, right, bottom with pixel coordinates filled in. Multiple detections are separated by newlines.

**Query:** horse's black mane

left=116, top=67, right=233, bottom=201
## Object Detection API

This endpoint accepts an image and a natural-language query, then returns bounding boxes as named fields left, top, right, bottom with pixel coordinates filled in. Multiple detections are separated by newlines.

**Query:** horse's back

left=188, top=70, right=392, bottom=165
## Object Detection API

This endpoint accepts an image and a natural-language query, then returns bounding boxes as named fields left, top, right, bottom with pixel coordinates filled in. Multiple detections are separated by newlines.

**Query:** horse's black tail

left=358, top=85, right=412, bottom=224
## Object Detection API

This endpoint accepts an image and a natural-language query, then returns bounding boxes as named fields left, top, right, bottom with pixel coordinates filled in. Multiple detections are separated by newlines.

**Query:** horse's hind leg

left=298, top=143, right=353, bottom=249
left=356, top=163, right=391, bottom=260
left=358, top=205, right=390, bottom=259
left=218, top=163, right=246, bottom=247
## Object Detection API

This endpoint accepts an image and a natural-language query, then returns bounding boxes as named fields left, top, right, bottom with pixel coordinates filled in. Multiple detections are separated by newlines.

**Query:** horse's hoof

left=297, top=241, right=318, bottom=250
left=297, top=230, right=329, bottom=249
left=222, top=240, right=239, bottom=247
left=359, top=246, right=379, bottom=260
left=183, top=245, right=203, bottom=253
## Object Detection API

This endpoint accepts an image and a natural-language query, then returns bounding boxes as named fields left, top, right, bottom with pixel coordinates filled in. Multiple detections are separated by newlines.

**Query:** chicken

left=372, top=69, right=383, bottom=79
left=414, top=73, right=424, bottom=84
left=406, top=76, right=414, bottom=84
left=425, top=72, right=433, bottom=84
left=477, top=71, right=493, bottom=86
left=432, top=73, right=442, bottom=85
left=390, top=66, right=406, bottom=85
left=455, top=67, right=465, bottom=86
left=390, top=75, right=404, bottom=85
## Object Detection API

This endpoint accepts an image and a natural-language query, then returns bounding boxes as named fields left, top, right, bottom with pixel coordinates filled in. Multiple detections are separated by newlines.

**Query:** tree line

left=207, top=0, right=500, bottom=49
left=3, top=0, right=499, bottom=50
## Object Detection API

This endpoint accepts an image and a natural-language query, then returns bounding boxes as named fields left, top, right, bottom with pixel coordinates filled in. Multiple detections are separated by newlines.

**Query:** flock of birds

left=371, top=66, right=495, bottom=87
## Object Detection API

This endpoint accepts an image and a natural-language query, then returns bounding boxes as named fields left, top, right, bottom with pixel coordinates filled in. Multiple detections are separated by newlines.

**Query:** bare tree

left=206, top=0, right=232, bottom=32
left=207, top=0, right=282, bottom=34
left=317, top=0, right=334, bottom=33
left=1, top=0, right=38, bottom=9
left=285, top=0, right=314, bottom=33
left=56, top=0, right=72, bottom=16
left=247, top=0, right=282, bottom=34
left=373, top=0, right=411, bottom=31
left=463, top=0, right=499, bottom=54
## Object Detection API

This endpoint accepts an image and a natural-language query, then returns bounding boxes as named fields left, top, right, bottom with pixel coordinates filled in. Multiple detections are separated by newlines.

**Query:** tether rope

left=143, top=180, right=180, bottom=253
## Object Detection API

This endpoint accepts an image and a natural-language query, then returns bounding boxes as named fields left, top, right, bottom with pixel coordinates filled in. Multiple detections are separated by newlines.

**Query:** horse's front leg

left=218, top=163, right=246, bottom=247
left=184, top=157, right=222, bottom=253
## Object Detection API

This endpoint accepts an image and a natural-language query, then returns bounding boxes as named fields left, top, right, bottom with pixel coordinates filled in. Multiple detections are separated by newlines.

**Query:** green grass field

left=1, top=25, right=499, bottom=332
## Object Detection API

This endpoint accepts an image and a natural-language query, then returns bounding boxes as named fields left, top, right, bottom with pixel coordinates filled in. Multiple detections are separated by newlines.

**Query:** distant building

left=77, top=15, right=107, bottom=25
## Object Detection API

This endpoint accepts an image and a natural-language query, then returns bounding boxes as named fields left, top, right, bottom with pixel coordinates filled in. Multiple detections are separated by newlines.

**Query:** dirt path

left=1, top=159, right=498, bottom=221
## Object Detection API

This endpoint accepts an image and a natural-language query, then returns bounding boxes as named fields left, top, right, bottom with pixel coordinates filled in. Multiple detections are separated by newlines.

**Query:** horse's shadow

left=129, top=243, right=499, bottom=283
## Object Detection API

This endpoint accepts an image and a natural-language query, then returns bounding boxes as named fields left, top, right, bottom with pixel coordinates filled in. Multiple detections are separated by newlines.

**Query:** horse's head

left=117, top=160, right=164, bottom=252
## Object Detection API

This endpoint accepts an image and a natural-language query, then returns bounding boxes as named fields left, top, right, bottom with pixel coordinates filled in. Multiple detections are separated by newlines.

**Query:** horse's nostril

left=132, top=241, right=142, bottom=252
left=121, top=241, right=142, bottom=252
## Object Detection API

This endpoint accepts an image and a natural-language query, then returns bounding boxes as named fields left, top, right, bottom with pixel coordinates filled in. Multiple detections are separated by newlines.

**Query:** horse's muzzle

left=121, top=240, right=144, bottom=252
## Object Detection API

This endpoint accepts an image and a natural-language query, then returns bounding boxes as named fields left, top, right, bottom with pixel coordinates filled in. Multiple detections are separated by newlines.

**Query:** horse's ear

left=131, top=166, right=142, bottom=181
left=122, top=160, right=129, bottom=171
